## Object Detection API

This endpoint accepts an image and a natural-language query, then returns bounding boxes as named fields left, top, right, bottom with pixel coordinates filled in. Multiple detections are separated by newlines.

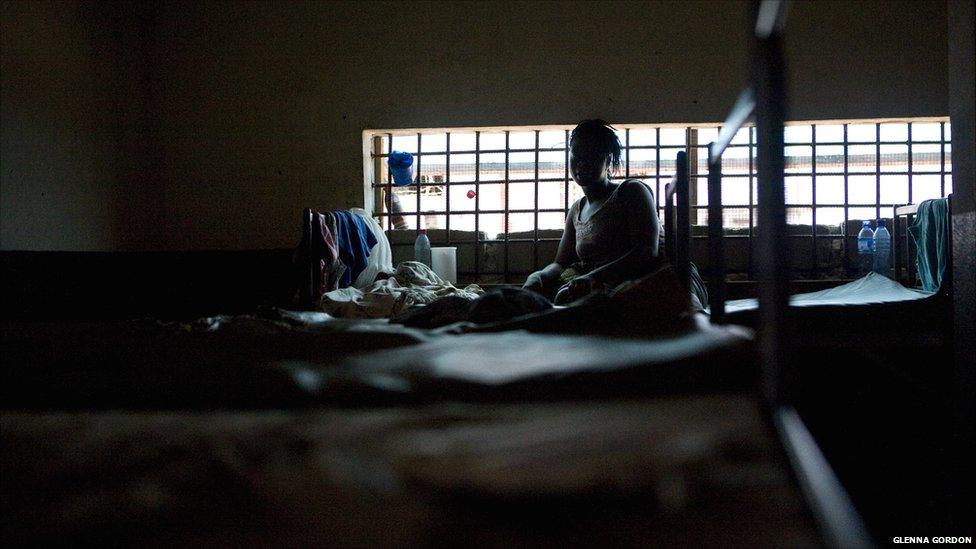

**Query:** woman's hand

left=522, top=273, right=546, bottom=296
left=554, top=275, right=598, bottom=305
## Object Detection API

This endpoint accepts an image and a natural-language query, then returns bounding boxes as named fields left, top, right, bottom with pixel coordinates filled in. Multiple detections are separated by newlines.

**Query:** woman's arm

left=523, top=209, right=578, bottom=296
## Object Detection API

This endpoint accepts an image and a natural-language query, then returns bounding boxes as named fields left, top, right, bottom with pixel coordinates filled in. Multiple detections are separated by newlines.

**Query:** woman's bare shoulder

left=568, top=197, right=584, bottom=215
left=617, top=179, right=655, bottom=202
left=618, top=178, right=650, bottom=191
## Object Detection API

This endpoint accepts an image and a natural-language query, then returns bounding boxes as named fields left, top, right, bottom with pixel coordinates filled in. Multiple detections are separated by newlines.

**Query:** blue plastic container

left=388, top=151, right=415, bottom=186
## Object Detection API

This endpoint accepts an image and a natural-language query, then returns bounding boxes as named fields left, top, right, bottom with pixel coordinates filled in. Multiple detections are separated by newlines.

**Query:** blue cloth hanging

left=331, top=210, right=378, bottom=288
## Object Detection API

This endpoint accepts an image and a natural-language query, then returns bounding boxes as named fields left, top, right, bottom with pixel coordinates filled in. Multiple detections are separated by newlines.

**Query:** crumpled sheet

left=319, top=261, right=484, bottom=319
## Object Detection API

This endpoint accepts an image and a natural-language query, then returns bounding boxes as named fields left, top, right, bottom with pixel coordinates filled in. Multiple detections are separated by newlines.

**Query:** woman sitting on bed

left=522, top=119, right=665, bottom=305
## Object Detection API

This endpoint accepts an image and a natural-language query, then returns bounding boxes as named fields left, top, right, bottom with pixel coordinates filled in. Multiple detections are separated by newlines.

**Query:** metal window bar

left=445, top=132, right=451, bottom=244
left=903, top=123, right=912, bottom=273
left=386, top=133, right=393, bottom=231
left=415, top=133, right=422, bottom=233
left=811, top=125, right=818, bottom=277
left=749, top=127, right=755, bottom=279
left=503, top=131, right=510, bottom=282
left=564, top=130, right=570, bottom=213
left=656, top=128, right=662, bottom=233
left=475, top=131, right=481, bottom=276
left=907, top=123, right=913, bottom=204
left=875, top=123, right=881, bottom=223
left=533, top=130, right=541, bottom=273
left=940, top=122, right=946, bottom=196
left=843, top=124, right=850, bottom=273
left=625, top=129, right=631, bottom=178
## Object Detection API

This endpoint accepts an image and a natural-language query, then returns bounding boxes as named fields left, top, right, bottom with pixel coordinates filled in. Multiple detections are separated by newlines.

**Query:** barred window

left=365, top=118, right=951, bottom=283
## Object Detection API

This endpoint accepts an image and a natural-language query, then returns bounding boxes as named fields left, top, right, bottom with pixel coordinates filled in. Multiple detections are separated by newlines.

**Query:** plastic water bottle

left=857, top=221, right=874, bottom=277
left=414, top=229, right=431, bottom=267
left=872, top=219, right=891, bottom=277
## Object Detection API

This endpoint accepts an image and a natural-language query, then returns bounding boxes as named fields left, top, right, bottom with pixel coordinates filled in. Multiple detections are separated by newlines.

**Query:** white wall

left=1, top=0, right=950, bottom=250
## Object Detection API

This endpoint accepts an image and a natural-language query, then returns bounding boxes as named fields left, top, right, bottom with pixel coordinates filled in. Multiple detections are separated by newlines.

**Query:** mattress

left=1, top=395, right=818, bottom=546
left=1, top=311, right=431, bottom=410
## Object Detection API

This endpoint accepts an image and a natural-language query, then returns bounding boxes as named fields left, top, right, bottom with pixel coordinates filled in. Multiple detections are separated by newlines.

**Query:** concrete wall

left=1, top=0, right=950, bottom=251
left=1, top=1, right=160, bottom=251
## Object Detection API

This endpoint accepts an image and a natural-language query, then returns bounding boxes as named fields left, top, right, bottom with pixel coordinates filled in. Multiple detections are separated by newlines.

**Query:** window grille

left=366, top=119, right=951, bottom=283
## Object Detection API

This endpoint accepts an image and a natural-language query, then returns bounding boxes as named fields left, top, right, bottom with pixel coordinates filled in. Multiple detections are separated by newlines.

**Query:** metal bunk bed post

left=756, top=1, right=871, bottom=546
left=675, top=151, right=691, bottom=292
left=753, top=6, right=790, bottom=408
left=707, top=146, right=726, bottom=323
left=301, top=207, right=315, bottom=309
left=665, top=151, right=691, bottom=293
left=706, top=1, right=873, bottom=545
left=664, top=182, right=675, bottom=267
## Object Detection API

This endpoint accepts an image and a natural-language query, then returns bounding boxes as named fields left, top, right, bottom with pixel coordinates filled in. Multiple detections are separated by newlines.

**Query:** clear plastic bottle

left=872, top=219, right=891, bottom=278
left=857, top=221, right=875, bottom=277
left=414, top=229, right=431, bottom=267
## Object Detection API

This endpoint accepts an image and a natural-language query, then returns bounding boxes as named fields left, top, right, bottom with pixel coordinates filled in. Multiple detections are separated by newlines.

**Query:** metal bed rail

left=664, top=151, right=691, bottom=293
left=300, top=208, right=316, bottom=309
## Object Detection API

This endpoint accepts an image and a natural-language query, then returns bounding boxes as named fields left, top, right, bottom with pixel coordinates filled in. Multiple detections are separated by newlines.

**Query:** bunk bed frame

left=692, top=1, right=872, bottom=545
left=298, top=2, right=871, bottom=544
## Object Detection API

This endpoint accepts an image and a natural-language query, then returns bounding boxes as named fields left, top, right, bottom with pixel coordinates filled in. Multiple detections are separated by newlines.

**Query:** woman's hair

left=570, top=119, right=622, bottom=172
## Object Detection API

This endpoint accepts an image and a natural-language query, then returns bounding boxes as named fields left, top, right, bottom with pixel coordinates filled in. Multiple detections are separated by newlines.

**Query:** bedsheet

left=718, top=273, right=944, bottom=338
left=3, top=304, right=754, bottom=409
left=309, top=320, right=755, bottom=404
left=722, top=273, right=932, bottom=315
left=1, top=310, right=432, bottom=410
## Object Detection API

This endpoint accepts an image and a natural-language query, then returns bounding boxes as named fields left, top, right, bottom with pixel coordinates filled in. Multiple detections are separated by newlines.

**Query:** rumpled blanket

left=392, top=287, right=554, bottom=329
left=319, top=261, right=484, bottom=319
